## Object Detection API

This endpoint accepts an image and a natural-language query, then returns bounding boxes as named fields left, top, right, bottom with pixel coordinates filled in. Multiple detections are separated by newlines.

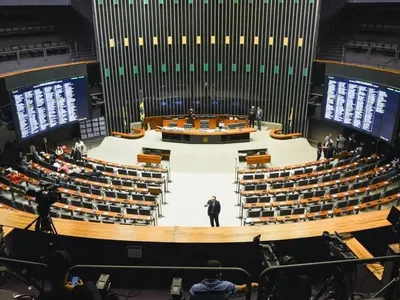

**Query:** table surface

left=156, top=128, right=256, bottom=136
left=0, top=205, right=395, bottom=243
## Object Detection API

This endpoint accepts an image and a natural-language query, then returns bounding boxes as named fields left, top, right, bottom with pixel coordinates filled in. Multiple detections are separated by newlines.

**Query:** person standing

left=336, top=133, right=346, bottom=153
left=323, top=133, right=333, bottom=158
left=188, top=108, right=195, bottom=126
left=325, top=143, right=335, bottom=159
left=74, top=138, right=88, bottom=157
left=204, top=196, right=221, bottom=227
left=256, top=107, right=263, bottom=131
left=317, top=142, right=323, bottom=161
left=248, top=106, right=256, bottom=128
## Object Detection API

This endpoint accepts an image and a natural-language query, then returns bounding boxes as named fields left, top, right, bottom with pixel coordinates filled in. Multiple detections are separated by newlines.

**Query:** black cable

left=109, top=289, right=142, bottom=300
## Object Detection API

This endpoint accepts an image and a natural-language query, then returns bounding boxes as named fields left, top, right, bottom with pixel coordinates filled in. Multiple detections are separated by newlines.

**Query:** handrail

left=1, top=45, right=73, bottom=65
left=257, top=255, right=400, bottom=299
left=69, top=265, right=253, bottom=300
left=0, top=256, right=47, bottom=292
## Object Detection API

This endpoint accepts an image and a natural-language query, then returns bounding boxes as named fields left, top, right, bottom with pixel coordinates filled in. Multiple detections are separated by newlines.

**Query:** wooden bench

left=246, top=154, right=271, bottom=166
left=111, top=129, right=145, bottom=139
left=137, top=154, right=162, bottom=165
left=269, top=128, right=302, bottom=139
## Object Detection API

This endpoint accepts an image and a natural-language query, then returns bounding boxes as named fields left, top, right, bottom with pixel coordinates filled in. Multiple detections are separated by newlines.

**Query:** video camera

left=253, top=234, right=280, bottom=268
left=322, top=231, right=356, bottom=260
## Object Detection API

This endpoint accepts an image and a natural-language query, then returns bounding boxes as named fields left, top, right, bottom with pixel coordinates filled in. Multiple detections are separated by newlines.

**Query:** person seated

left=55, top=145, right=64, bottom=156
left=58, top=163, right=72, bottom=175
left=37, top=250, right=83, bottom=300
left=6, top=170, right=22, bottom=184
left=189, top=260, right=258, bottom=300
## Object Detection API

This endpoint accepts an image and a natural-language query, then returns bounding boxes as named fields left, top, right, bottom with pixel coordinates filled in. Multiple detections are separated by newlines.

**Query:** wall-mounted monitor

left=11, top=75, right=90, bottom=140
left=323, top=75, right=400, bottom=143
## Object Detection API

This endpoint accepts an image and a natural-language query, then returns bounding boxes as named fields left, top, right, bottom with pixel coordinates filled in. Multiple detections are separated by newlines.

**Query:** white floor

left=88, top=128, right=317, bottom=227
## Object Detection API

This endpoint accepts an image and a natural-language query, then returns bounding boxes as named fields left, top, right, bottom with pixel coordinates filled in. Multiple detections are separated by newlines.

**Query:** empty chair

left=294, top=169, right=304, bottom=175
left=308, top=205, right=321, bottom=213
left=371, top=193, right=381, bottom=201
left=279, top=209, right=292, bottom=216
left=261, top=210, right=274, bottom=217
left=244, top=185, right=255, bottom=191
left=110, top=206, right=122, bottom=213
left=105, top=191, right=116, bottom=198
left=122, top=181, right=133, bottom=187
left=59, top=197, right=69, bottom=205
left=117, top=192, right=129, bottom=199
left=243, top=174, right=253, bottom=180
left=83, top=202, right=93, bottom=209
left=331, top=174, right=341, bottom=181
left=152, top=173, right=162, bottom=179
left=302, top=191, right=314, bottom=199
left=237, top=122, right=246, bottom=129
left=61, top=214, right=71, bottom=220
left=316, top=165, right=325, bottom=172
left=144, top=195, right=156, bottom=202
left=269, top=172, right=279, bottom=178
left=128, top=170, right=138, bottom=176
left=80, top=186, right=91, bottom=194
left=325, top=163, right=333, bottom=170
left=183, top=123, right=193, bottom=129
left=280, top=171, right=290, bottom=177
left=126, top=207, right=139, bottom=215
left=336, top=200, right=348, bottom=209
left=23, top=204, right=36, bottom=214
left=132, top=194, right=144, bottom=201
left=111, top=179, right=121, bottom=186
left=96, top=165, right=105, bottom=172
left=338, top=185, right=348, bottom=193
left=70, top=199, right=82, bottom=207
left=97, top=204, right=109, bottom=211
left=329, top=187, right=339, bottom=195
left=321, top=203, right=334, bottom=211
left=308, top=178, right=319, bottom=185
left=137, top=183, right=147, bottom=189
left=89, top=218, right=101, bottom=223
left=91, top=188, right=102, bottom=196
left=139, top=208, right=152, bottom=216
left=259, top=196, right=271, bottom=203
left=105, top=166, right=114, bottom=173
left=228, top=123, right=238, bottom=129
left=361, top=195, right=372, bottom=203
left=292, top=208, right=305, bottom=215
left=314, top=190, right=325, bottom=198
left=245, top=197, right=258, bottom=204
left=72, top=215, right=85, bottom=221
left=271, top=183, right=283, bottom=189
left=287, top=193, right=299, bottom=200
left=254, top=174, right=264, bottom=180
left=348, top=199, right=359, bottom=207
left=256, top=184, right=267, bottom=191
left=283, top=182, right=294, bottom=188
left=102, top=219, right=115, bottom=224
left=168, top=122, right=178, bottom=127
left=142, top=172, right=152, bottom=178
left=118, top=169, right=128, bottom=175
left=247, top=210, right=261, bottom=218
left=298, top=180, right=308, bottom=187
left=321, top=176, right=331, bottom=183
left=275, top=195, right=287, bottom=202
left=304, top=168, right=313, bottom=174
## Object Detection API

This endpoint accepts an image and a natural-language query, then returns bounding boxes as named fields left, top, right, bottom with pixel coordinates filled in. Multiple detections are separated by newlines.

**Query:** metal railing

left=69, top=264, right=253, bottom=300
left=257, top=255, right=400, bottom=300
left=0, top=45, right=72, bottom=65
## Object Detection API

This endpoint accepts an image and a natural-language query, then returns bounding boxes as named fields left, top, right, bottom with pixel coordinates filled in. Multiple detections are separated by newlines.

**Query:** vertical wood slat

left=93, top=0, right=319, bottom=133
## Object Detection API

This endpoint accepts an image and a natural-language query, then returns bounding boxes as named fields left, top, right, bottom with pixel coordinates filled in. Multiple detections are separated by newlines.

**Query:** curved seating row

left=237, top=151, right=353, bottom=174
left=269, top=128, right=302, bottom=139
left=63, top=149, right=167, bottom=174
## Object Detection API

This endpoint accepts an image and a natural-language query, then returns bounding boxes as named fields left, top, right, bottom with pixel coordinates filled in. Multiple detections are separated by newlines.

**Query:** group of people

left=248, top=105, right=263, bottom=131
left=316, top=133, right=359, bottom=160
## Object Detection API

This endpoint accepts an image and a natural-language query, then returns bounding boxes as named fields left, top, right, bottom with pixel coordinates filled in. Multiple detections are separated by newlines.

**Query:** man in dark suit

left=248, top=106, right=256, bottom=128
left=188, top=108, right=195, bottom=126
left=204, top=196, right=221, bottom=227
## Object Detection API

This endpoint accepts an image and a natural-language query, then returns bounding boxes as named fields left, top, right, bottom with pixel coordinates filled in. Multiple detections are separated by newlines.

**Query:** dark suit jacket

left=207, top=200, right=221, bottom=216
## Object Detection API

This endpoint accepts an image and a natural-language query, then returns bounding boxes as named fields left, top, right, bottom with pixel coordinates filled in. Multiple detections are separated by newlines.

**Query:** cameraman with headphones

left=189, top=260, right=258, bottom=300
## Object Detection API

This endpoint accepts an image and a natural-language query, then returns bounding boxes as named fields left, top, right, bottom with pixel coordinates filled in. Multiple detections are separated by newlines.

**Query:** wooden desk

left=0, top=203, right=398, bottom=243
left=269, top=128, right=302, bottom=139
left=137, top=154, right=162, bottom=165
left=246, top=154, right=271, bottom=166
left=156, top=128, right=256, bottom=144
left=112, top=130, right=145, bottom=139
left=159, top=115, right=248, bottom=129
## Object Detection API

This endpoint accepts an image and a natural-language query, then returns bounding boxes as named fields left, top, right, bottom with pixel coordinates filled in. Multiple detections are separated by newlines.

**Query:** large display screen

left=11, top=75, right=90, bottom=140
left=323, top=75, right=400, bottom=143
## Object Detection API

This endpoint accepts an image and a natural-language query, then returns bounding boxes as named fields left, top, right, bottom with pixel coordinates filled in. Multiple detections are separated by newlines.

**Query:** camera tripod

left=314, top=267, right=352, bottom=300
left=25, top=214, right=62, bottom=249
